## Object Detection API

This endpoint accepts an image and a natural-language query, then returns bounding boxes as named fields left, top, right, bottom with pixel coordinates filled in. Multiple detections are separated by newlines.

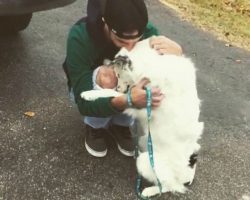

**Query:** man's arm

left=96, top=68, right=164, bottom=110
left=66, top=23, right=123, bottom=117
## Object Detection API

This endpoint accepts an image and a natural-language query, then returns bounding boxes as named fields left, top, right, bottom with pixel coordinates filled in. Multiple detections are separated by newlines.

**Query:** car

left=0, top=0, right=76, bottom=34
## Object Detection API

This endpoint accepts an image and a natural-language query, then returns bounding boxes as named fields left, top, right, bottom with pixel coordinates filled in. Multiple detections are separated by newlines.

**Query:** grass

left=161, top=0, right=250, bottom=50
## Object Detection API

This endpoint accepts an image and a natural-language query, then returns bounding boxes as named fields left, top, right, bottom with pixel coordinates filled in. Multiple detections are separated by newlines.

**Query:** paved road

left=0, top=0, right=249, bottom=200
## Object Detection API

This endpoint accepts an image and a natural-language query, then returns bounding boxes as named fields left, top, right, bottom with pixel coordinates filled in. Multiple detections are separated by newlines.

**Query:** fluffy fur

left=81, top=38, right=204, bottom=197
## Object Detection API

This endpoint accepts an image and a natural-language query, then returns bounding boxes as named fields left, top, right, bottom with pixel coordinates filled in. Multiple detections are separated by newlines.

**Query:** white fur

left=81, top=39, right=204, bottom=197
left=81, top=89, right=121, bottom=100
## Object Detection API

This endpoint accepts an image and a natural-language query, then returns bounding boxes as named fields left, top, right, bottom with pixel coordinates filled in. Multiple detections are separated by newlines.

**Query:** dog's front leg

left=80, top=89, right=123, bottom=101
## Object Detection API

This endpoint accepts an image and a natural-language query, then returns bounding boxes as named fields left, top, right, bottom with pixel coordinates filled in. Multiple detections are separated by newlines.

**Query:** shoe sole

left=117, top=144, right=134, bottom=157
left=85, top=141, right=107, bottom=157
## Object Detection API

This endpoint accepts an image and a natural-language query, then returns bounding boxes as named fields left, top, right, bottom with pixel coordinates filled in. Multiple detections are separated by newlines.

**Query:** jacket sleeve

left=143, top=22, right=159, bottom=39
left=66, top=24, right=121, bottom=117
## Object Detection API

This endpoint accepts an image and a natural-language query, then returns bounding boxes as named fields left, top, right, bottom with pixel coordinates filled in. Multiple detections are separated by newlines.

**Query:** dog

left=81, top=38, right=204, bottom=197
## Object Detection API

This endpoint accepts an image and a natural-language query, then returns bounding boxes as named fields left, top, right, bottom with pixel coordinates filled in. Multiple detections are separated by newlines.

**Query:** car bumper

left=0, top=0, right=76, bottom=15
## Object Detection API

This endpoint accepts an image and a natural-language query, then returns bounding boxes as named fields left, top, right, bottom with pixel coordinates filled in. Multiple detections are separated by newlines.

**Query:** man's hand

left=96, top=66, right=118, bottom=89
left=111, top=78, right=164, bottom=111
left=130, top=78, right=165, bottom=108
left=150, top=35, right=183, bottom=56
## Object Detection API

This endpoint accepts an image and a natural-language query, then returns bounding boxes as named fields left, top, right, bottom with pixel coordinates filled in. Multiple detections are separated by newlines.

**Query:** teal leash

left=134, top=122, right=148, bottom=200
left=129, top=87, right=162, bottom=199
left=145, top=87, right=163, bottom=195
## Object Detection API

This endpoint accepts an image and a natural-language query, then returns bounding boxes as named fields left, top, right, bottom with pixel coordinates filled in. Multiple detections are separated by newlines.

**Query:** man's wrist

left=111, top=95, right=127, bottom=111
left=127, top=88, right=133, bottom=107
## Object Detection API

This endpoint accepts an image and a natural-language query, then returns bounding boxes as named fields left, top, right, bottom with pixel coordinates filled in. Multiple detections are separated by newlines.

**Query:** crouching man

left=64, top=0, right=182, bottom=157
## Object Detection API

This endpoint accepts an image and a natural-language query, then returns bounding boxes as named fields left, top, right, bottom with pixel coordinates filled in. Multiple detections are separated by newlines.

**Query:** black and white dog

left=81, top=38, right=204, bottom=197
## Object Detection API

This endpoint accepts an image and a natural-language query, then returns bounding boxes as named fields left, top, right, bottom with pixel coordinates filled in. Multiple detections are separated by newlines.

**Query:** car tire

left=0, top=13, right=32, bottom=34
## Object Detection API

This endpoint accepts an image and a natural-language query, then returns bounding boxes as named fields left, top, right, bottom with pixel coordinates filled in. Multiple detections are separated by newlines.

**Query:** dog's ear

left=127, top=58, right=133, bottom=71
left=103, top=59, right=116, bottom=69
left=103, top=59, right=112, bottom=66
left=121, top=56, right=133, bottom=72
left=114, top=56, right=126, bottom=68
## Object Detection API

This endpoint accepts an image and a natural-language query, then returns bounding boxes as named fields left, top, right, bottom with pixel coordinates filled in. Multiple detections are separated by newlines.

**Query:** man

left=64, top=0, right=182, bottom=157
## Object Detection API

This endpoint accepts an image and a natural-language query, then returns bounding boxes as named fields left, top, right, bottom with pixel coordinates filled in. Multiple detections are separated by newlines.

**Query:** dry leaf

left=235, top=59, right=242, bottom=63
left=225, top=43, right=232, bottom=47
left=24, top=112, right=35, bottom=117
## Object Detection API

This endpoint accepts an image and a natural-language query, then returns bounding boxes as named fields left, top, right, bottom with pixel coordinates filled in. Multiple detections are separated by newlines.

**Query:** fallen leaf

left=24, top=112, right=35, bottom=117
left=225, top=43, right=232, bottom=47
left=235, top=59, right=242, bottom=63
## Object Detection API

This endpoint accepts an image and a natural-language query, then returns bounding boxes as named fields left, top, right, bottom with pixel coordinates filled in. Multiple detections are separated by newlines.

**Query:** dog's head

left=105, top=55, right=134, bottom=93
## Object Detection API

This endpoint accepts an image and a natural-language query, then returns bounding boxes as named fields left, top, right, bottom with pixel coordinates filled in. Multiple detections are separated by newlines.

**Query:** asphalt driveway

left=0, top=0, right=249, bottom=199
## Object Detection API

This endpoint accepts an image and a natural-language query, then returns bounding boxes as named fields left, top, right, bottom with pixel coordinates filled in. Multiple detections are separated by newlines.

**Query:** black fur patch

left=189, top=153, right=198, bottom=168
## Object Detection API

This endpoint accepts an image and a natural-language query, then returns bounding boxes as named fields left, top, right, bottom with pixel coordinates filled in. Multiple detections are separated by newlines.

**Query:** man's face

left=109, top=29, right=142, bottom=51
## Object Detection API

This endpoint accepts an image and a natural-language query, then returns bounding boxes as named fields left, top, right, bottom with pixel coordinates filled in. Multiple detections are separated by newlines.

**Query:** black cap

left=104, top=0, right=148, bottom=39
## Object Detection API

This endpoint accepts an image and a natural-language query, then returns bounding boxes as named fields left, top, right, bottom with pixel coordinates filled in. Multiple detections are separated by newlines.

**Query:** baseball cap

left=104, top=0, right=148, bottom=39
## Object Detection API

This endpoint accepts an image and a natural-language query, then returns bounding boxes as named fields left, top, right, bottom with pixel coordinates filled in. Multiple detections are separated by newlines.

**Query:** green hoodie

left=66, top=21, right=158, bottom=117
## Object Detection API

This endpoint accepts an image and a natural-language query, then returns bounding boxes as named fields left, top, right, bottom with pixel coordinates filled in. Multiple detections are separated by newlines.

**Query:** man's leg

left=67, top=88, right=110, bottom=158
left=109, top=114, right=135, bottom=157
left=84, top=116, right=111, bottom=157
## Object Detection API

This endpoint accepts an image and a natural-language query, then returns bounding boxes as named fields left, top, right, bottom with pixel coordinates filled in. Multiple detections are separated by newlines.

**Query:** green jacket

left=66, top=21, right=159, bottom=117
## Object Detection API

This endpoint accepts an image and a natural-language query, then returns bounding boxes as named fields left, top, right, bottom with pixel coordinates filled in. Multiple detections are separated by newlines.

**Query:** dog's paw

left=184, top=163, right=197, bottom=186
left=81, top=89, right=123, bottom=101
left=80, top=91, right=97, bottom=101
left=141, top=186, right=160, bottom=197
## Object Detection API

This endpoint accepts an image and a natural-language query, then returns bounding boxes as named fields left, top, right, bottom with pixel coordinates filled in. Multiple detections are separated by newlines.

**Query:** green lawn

left=161, top=0, right=250, bottom=50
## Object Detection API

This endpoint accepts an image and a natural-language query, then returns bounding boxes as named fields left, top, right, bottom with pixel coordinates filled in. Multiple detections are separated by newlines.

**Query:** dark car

left=0, top=0, right=76, bottom=34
